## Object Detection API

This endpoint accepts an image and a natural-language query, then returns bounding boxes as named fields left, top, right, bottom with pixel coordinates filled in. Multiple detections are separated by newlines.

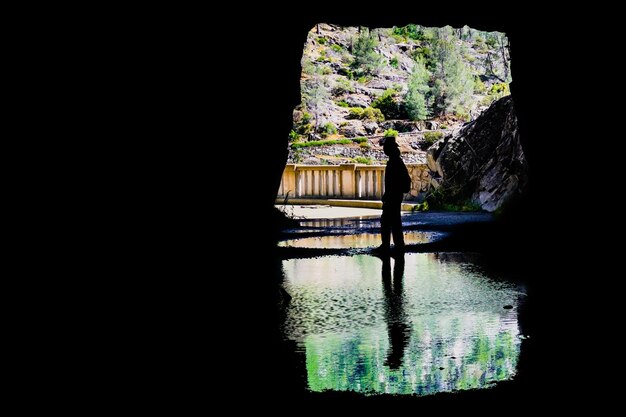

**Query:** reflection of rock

left=426, top=96, right=528, bottom=212
left=503, top=305, right=513, bottom=309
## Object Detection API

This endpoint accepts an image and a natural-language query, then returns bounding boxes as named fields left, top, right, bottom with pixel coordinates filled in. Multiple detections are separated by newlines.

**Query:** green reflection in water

left=282, top=253, right=524, bottom=396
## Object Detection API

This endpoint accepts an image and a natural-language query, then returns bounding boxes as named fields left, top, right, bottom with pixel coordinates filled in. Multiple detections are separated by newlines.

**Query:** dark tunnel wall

left=232, top=10, right=584, bottom=398
left=145, top=8, right=600, bottom=408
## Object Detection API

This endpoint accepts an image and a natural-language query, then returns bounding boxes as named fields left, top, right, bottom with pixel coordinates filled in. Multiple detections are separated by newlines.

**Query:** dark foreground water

left=281, top=251, right=526, bottom=396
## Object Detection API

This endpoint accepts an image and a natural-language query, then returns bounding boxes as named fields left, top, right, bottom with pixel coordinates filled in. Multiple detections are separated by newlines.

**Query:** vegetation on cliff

left=289, top=23, right=511, bottom=166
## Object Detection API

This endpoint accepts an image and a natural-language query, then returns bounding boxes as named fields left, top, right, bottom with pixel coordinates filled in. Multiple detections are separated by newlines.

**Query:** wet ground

left=277, top=210, right=495, bottom=259
left=277, top=209, right=529, bottom=398
left=278, top=231, right=442, bottom=249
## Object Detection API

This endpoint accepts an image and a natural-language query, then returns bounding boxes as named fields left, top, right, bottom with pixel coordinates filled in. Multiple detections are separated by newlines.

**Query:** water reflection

left=299, top=217, right=379, bottom=228
left=278, top=231, right=442, bottom=249
left=382, top=254, right=409, bottom=369
left=282, top=253, right=525, bottom=396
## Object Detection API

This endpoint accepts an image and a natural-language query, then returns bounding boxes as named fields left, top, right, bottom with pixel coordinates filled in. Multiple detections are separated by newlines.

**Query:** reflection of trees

left=304, top=320, right=520, bottom=395
left=285, top=254, right=523, bottom=395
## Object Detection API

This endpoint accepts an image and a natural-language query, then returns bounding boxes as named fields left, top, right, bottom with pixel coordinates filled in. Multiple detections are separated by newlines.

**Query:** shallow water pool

left=281, top=252, right=526, bottom=396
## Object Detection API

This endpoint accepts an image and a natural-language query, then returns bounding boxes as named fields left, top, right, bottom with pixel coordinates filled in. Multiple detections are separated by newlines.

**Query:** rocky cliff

left=289, top=23, right=512, bottom=166
left=427, top=95, right=527, bottom=212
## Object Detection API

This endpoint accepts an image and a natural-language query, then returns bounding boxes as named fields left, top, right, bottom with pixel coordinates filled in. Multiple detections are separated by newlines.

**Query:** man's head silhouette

left=380, top=136, right=400, bottom=157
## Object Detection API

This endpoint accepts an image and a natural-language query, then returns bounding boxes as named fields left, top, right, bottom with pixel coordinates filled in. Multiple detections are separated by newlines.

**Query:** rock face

left=338, top=120, right=367, bottom=137
left=345, top=94, right=370, bottom=108
left=362, top=121, right=379, bottom=134
left=426, top=96, right=528, bottom=212
left=297, top=24, right=512, bottom=141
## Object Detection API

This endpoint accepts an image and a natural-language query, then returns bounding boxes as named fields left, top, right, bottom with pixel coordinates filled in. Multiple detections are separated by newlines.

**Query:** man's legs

left=380, top=202, right=391, bottom=249
left=390, top=198, right=404, bottom=248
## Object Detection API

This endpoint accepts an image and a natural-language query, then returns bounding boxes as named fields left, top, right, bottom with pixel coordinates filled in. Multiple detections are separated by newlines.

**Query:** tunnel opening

left=276, top=23, right=525, bottom=222
left=271, top=22, right=532, bottom=400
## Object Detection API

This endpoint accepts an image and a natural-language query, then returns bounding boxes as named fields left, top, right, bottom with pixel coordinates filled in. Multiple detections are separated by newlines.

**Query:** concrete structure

left=276, top=199, right=422, bottom=211
left=277, top=164, right=432, bottom=202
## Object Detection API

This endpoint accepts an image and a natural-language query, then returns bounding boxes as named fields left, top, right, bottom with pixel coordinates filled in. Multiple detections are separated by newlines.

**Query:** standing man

left=377, top=135, right=411, bottom=253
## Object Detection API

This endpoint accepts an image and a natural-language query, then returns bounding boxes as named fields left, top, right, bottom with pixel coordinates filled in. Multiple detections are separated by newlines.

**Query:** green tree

left=404, top=58, right=430, bottom=121
left=301, top=60, right=329, bottom=135
left=498, top=33, right=510, bottom=82
left=431, top=27, right=474, bottom=116
left=384, top=129, right=398, bottom=138
left=392, top=24, right=426, bottom=41
left=371, top=89, right=403, bottom=119
left=480, top=31, right=510, bottom=83
left=351, top=28, right=383, bottom=76
left=443, top=51, right=474, bottom=115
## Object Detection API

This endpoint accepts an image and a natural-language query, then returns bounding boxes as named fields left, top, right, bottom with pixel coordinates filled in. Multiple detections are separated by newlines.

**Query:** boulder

left=345, top=94, right=370, bottom=108
left=425, top=120, right=439, bottom=130
left=292, top=110, right=304, bottom=123
left=379, top=120, right=418, bottom=133
left=366, top=79, right=389, bottom=90
left=426, top=139, right=445, bottom=175
left=353, top=85, right=371, bottom=95
left=329, top=62, right=345, bottom=73
left=338, top=120, right=367, bottom=137
left=337, top=67, right=352, bottom=77
left=363, top=121, right=379, bottom=134
left=396, top=43, right=416, bottom=52
left=428, top=96, right=528, bottom=212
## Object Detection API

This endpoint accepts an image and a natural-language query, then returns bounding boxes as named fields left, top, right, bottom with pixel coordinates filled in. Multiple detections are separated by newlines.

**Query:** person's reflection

left=381, top=253, right=410, bottom=369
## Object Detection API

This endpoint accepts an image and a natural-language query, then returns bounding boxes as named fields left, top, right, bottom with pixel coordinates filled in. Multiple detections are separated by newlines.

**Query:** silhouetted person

left=381, top=254, right=409, bottom=369
left=376, top=136, right=411, bottom=253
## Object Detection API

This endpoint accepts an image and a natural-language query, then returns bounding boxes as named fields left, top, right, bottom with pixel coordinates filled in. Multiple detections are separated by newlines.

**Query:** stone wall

left=406, top=164, right=431, bottom=201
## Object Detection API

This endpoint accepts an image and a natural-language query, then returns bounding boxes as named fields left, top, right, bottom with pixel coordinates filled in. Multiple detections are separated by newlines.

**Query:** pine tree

left=497, top=32, right=511, bottom=82
left=301, top=61, right=329, bottom=135
left=351, top=28, right=383, bottom=76
left=442, top=50, right=474, bottom=115
left=431, top=26, right=474, bottom=116
left=404, top=58, right=430, bottom=121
